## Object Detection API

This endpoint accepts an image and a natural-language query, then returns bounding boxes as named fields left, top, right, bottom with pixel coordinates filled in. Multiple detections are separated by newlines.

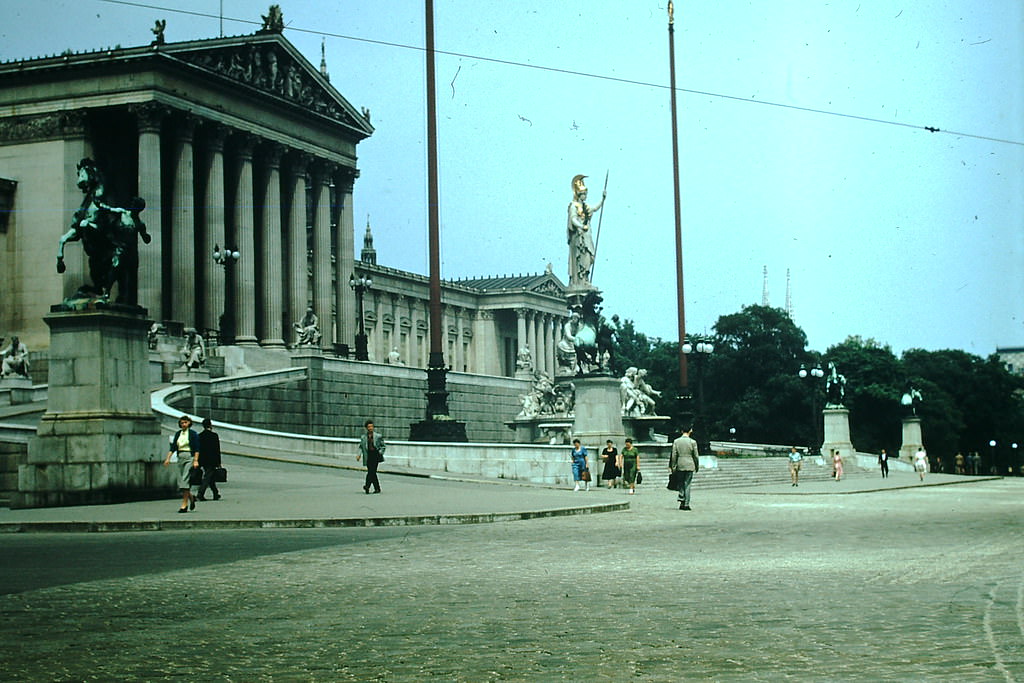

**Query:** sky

left=3, top=0, right=1022, bottom=356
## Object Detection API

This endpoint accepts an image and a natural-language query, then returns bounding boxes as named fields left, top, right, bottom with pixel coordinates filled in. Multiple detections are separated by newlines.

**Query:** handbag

left=635, top=470, right=643, bottom=485
left=188, top=466, right=203, bottom=485
left=581, top=469, right=592, bottom=482
left=214, top=466, right=227, bottom=483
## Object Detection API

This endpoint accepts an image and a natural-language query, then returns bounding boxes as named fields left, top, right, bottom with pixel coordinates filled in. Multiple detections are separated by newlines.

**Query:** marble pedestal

left=899, top=417, right=924, bottom=462
left=13, top=308, right=171, bottom=508
left=571, top=375, right=627, bottom=449
left=821, top=408, right=855, bottom=462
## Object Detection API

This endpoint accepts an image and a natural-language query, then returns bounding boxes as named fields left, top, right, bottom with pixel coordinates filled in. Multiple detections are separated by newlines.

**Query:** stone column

left=473, top=310, right=498, bottom=376
left=532, top=311, right=540, bottom=374
left=453, top=308, right=464, bottom=372
left=311, top=161, right=334, bottom=351
left=171, top=115, right=198, bottom=328
left=259, top=143, right=286, bottom=348
left=200, top=123, right=228, bottom=335
left=132, top=103, right=166, bottom=318
left=232, top=133, right=259, bottom=346
left=543, top=314, right=554, bottom=376
left=286, top=154, right=310, bottom=345
left=334, top=169, right=357, bottom=355
left=58, top=110, right=92, bottom=303
left=516, top=308, right=528, bottom=354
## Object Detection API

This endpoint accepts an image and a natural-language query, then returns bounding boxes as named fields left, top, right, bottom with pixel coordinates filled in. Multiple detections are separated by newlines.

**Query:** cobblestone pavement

left=1, top=477, right=1022, bottom=681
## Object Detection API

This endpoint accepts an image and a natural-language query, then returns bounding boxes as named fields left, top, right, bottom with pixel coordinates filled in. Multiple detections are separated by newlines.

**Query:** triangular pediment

left=166, top=34, right=372, bottom=138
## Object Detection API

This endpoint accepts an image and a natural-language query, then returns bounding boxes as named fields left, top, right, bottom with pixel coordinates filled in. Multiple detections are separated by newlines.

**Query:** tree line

left=608, top=305, right=1024, bottom=472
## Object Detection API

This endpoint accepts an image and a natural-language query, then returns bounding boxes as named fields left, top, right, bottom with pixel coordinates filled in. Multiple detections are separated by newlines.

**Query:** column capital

left=311, top=159, right=338, bottom=184
left=130, top=102, right=170, bottom=132
left=202, top=122, right=230, bottom=151
left=175, top=113, right=199, bottom=140
left=261, top=141, right=286, bottom=168
left=232, top=131, right=259, bottom=159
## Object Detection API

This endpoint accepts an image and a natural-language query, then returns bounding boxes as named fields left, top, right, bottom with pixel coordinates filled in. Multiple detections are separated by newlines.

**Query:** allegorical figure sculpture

left=620, top=367, right=661, bottom=416
left=293, top=306, right=321, bottom=347
left=387, top=347, right=404, bottom=366
left=901, top=386, right=923, bottom=416
left=57, top=158, right=150, bottom=306
left=180, top=328, right=206, bottom=370
left=567, top=174, right=605, bottom=289
left=517, top=372, right=575, bottom=419
left=825, top=361, right=847, bottom=408
left=0, top=336, right=30, bottom=379
left=516, top=345, right=533, bottom=374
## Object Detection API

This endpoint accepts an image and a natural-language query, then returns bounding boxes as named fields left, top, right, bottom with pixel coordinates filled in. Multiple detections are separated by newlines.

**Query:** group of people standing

left=568, top=426, right=701, bottom=511
left=163, top=415, right=223, bottom=513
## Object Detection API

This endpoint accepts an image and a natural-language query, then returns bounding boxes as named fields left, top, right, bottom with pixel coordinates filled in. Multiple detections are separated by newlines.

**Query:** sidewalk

left=0, top=455, right=999, bottom=532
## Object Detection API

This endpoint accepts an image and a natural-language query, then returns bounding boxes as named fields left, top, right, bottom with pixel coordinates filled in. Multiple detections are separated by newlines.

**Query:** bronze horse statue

left=57, top=158, right=150, bottom=305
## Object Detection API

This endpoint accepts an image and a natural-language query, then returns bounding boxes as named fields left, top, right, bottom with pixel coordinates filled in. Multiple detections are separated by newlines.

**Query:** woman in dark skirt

left=600, top=439, right=620, bottom=489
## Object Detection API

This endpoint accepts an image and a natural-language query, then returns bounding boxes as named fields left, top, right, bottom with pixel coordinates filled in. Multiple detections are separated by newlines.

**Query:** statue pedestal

left=623, top=415, right=671, bottom=443
left=571, top=375, right=626, bottom=449
left=13, top=309, right=170, bottom=508
left=899, top=417, right=924, bottom=463
left=821, top=408, right=855, bottom=462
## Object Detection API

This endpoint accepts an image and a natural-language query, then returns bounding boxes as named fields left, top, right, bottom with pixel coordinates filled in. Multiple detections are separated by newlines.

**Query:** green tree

left=704, top=305, right=810, bottom=445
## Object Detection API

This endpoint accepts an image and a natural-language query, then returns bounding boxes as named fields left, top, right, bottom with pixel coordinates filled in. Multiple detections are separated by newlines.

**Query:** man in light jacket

left=669, top=426, right=700, bottom=511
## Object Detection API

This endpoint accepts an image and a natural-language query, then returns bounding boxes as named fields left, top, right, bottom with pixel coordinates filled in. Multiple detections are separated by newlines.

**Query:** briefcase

left=214, top=466, right=228, bottom=483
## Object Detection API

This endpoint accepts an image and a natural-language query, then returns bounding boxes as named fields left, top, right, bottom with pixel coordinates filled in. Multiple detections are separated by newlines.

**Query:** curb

left=0, top=502, right=630, bottom=534
left=738, top=476, right=1004, bottom=495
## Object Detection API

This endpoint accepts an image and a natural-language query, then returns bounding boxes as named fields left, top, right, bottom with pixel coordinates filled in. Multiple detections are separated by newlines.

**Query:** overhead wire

left=95, top=0, right=1023, bottom=147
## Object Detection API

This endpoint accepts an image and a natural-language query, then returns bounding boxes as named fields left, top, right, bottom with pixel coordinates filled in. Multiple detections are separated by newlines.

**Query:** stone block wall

left=168, top=358, right=530, bottom=443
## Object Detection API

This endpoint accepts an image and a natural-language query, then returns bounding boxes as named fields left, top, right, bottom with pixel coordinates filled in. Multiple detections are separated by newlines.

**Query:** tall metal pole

left=411, top=0, right=466, bottom=441
left=668, top=2, right=688, bottom=392
left=425, top=0, right=443, bottom=363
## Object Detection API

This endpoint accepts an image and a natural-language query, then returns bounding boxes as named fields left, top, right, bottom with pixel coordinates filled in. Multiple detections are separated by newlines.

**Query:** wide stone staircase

left=631, top=455, right=872, bottom=491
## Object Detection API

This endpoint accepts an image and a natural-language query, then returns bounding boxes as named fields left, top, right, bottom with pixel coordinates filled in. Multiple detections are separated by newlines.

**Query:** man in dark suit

left=357, top=420, right=386, bottom=494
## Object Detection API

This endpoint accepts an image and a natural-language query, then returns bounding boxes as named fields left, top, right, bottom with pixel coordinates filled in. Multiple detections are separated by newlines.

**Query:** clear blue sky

left=3, top=0, right=1022, bottom=356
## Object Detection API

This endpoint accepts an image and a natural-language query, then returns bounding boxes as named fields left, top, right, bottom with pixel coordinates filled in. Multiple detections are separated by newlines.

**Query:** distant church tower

left=761, top=265, right=770, bottom=306
left=360, top=215, right=377, bottom=264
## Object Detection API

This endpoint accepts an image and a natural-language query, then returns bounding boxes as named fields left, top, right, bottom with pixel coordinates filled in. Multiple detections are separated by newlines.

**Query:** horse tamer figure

left=57, top=158, right=150, bottom=305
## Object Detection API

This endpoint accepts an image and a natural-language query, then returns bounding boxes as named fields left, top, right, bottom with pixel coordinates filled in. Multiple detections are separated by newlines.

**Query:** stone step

left=613, top=456, right=871, bottom=491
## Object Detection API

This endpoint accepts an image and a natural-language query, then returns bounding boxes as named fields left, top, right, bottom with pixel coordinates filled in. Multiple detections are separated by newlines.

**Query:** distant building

left=997, top=347, right=1024, bottom=376
left=0, top=20, right=565, bottom=377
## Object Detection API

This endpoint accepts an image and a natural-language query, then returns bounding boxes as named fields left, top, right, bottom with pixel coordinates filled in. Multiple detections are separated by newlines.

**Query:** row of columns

left=515, top=308, right=559, bottom=378
left=131, top=102, right=355, bottom=350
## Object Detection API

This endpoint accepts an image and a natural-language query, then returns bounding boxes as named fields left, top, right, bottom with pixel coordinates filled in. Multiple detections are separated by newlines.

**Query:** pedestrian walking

left=570, top=438, right=590, bottom=491
left=878, top=448, right=889, bottom=478
left=621, top=438, right=640, bottom=494
left=600, top=440, right=620, bottom=489
left=832, top=449, right=844, bottom=482
left=788, top=446, right=803, bottom=486
left=357, top=420, right=385, bottom=494
left=914, top=448, right=928, bottom=481
left=163, top=415, right=200, bottom=513
left=669, top=426, right=699, bottom=510
left=954, top=452, right=965, bottom=474
left=196, top=417, right=222, bottom=501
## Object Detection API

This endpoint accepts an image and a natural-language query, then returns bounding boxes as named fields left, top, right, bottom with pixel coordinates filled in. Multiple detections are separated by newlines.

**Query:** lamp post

left=798, top=364, right=825, bottom=454
left=212, top=244, right=239, bottom=344
left=348, top=272, right=372, bottom=361
left=1012, top=442, right=1020, bottom=476
left=682, top=336, right=713, bottom=452
left=988, top=439, right=997, bottom=474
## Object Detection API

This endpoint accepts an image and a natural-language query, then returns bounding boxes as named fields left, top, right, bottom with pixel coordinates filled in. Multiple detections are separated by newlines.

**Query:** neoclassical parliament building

left=0, top=19, right=568, bottom=380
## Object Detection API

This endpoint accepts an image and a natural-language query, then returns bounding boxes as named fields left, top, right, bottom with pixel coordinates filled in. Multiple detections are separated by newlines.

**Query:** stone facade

left=0, top=28, right=568, bottom=382
left=170, top=357, right=530, bottom=444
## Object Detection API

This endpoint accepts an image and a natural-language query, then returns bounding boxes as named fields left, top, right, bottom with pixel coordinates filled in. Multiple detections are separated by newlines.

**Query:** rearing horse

left=57, top=158, right=149, bottom=304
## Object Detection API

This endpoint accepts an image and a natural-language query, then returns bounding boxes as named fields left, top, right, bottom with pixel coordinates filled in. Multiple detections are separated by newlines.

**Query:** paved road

left=1, top=466, right=1021, bottom=681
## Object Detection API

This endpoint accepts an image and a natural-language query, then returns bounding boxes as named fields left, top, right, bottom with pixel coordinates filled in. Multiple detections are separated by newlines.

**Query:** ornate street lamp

left=798, top=364, right=825, bottom=454
left=348, top=272, right=372, bottom=361
left=212, top=244, right=240, bottom=344
left=683, top=336, right=714, bottom=452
